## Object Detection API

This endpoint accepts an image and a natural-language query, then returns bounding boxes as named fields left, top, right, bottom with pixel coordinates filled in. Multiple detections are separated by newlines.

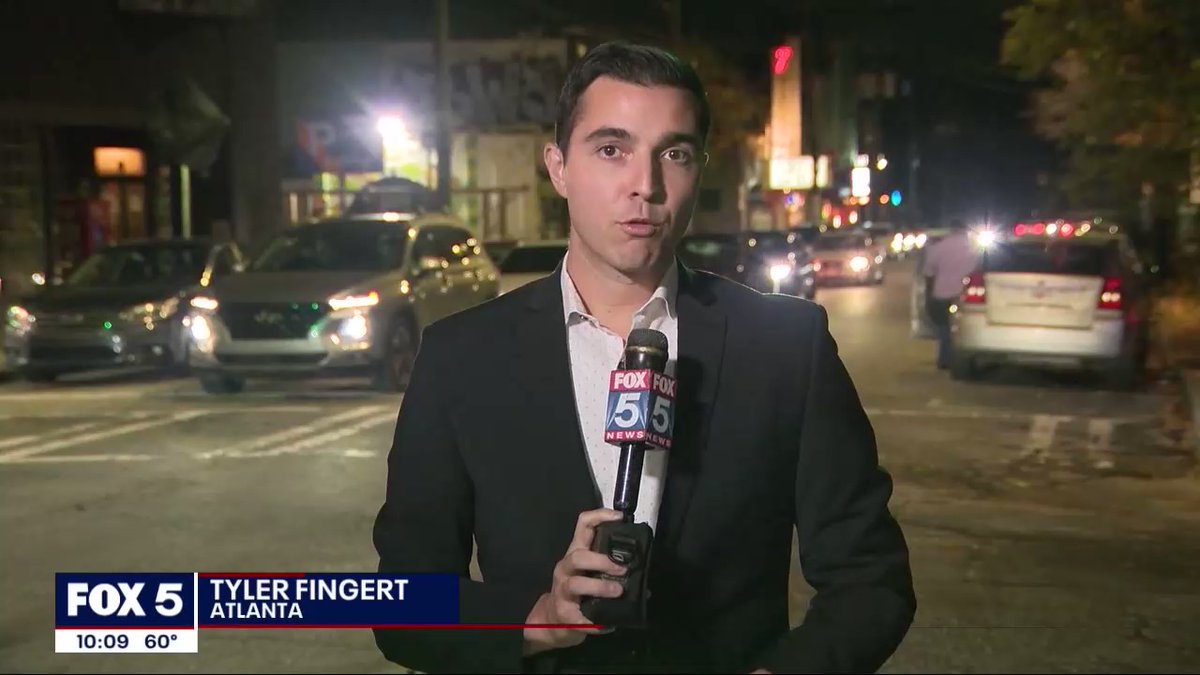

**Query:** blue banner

left=198, top=573, right=459, bottom=628
left=55, top=573, right=196, bottom=629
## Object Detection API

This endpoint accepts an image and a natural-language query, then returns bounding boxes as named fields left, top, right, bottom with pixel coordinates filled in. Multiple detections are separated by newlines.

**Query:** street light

left=876, top=155, right=888, bottom=171
left=377, top=116, right=418, bottom=176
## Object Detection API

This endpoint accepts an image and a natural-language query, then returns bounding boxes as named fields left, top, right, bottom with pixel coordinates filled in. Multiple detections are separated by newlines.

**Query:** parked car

left=950, top=225, right=1149, bottom=389
left=185, top=213, right=498, bottom=394
left=3, top=238, right=245, bottom=381
left=497, top=240, right=568, bottom=294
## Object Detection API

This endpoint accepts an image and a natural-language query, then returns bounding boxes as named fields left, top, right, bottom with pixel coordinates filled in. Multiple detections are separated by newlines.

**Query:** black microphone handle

left=613, top=441, right=645, bottom=521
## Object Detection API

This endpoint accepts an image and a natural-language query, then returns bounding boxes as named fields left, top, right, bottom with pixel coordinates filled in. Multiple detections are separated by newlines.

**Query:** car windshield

left=65, top=243, right=208, bottom=287
left=499, top=245, right=567, bottom=274
left=814, top=235, right=870, bottom=251
left=983, top=240, right=1120, bottom=276
left=251, top=222, right=411, bottom=272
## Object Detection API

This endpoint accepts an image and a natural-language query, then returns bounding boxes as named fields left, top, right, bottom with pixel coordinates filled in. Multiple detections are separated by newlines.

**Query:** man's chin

left=610, top=250, right=670, bottom=281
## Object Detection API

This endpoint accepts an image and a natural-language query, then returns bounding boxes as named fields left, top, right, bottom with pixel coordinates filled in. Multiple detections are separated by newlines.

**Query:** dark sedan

left=3, top=239, right=244, bottom=381
left=678, top=231, right=816, bottom=300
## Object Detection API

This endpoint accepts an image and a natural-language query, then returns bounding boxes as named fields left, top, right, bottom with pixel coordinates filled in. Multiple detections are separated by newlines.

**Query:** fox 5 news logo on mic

left=56, top=573, right=198, bottom=653
left=604, top=369, right=676, bottom=449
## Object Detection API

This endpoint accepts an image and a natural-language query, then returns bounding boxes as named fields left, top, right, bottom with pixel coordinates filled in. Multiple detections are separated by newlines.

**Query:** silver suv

left=185, top=214, right=499, bottom=394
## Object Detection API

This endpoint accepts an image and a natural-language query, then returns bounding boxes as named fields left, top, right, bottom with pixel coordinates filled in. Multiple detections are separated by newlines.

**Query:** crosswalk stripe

left=0, top=422, right=107, bottom=450
left=227, top=411, right=398, bottom=459
left=196, top=406, right=390, bottom=459
left=0, top=411, right=208, bottom=463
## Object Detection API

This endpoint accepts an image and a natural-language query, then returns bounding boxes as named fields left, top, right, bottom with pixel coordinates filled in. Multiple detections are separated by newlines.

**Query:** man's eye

left=598, top=145, right=621, bottom=158
left=665, top=148, right=693, bottom=163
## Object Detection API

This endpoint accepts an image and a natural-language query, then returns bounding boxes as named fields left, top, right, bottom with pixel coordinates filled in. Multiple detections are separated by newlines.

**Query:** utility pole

left=434, top=0, right=452, bottom=211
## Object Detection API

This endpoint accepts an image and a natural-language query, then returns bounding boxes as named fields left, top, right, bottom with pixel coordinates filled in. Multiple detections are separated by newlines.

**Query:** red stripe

left=197, top=573, right=307, bottom=578
left=198, top=624, right=603, bottom=630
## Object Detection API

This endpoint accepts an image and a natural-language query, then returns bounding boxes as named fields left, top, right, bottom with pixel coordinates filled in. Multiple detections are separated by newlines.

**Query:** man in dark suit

left=373, top=41, right=915, bottom=673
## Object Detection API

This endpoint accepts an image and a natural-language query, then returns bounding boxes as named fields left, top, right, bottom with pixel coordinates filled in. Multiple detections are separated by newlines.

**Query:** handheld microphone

left=580, top=328, right=676, bottom=631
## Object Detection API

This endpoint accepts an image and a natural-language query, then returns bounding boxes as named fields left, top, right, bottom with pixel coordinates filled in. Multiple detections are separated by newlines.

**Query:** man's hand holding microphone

left=522, top=508, right=626, bottom=656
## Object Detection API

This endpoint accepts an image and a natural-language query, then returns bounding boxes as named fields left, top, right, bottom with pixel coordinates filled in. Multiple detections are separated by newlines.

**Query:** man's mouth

left=618, top=219, right=660, bottom=237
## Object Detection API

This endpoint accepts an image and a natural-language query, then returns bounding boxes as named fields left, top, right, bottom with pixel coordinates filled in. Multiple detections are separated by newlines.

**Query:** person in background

left=922, top=219, right=979, bottom=370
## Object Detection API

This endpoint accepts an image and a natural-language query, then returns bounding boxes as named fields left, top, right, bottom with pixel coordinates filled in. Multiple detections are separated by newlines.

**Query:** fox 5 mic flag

left=604, top=368, right=677, bottom=450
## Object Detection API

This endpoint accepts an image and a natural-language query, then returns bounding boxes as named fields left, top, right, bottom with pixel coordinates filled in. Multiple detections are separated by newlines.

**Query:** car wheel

left=199, top=374, right=244, bottom=395
left=950, top=354, right=977, bottom=381
left=375, top=315, right=419, bottom=393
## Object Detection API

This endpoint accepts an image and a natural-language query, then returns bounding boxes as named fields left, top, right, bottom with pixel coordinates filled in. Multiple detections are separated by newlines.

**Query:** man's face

left=544, top=76, right=705, bottom=281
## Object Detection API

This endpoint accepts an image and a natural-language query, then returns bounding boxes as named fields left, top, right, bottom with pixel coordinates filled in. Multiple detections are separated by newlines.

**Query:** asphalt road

left=1, top=259, right=1198, bottom=673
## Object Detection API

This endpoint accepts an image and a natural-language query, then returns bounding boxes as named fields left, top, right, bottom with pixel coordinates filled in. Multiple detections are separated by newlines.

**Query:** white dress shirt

left=923, top=231, right=980, bottom=300
left=560, top=257, right=679, bottom=529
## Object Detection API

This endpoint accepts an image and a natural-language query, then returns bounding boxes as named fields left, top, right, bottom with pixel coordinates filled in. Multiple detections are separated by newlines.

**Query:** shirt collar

left=561, top=252, right=679, bottom=327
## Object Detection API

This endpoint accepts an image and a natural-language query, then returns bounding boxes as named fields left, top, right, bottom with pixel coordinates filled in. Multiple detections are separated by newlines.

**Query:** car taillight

left=961, top=272, right=986, bottom=304
left=1098, top=278, right=1122, bottom=310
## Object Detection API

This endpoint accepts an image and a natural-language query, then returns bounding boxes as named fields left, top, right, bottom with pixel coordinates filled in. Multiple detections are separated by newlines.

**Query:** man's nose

left=628, top=155, right=665, bottom=203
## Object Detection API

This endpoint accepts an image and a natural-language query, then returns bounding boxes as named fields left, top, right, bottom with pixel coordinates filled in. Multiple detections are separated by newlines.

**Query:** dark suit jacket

left=373, top=262, right=916, bottom=674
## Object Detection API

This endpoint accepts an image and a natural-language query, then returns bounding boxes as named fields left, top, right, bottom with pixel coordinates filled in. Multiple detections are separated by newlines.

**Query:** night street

left=2, top=260, right=1197, bottom=673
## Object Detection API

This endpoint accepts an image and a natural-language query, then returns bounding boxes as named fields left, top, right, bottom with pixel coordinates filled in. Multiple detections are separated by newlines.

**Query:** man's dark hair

left=554, top=41, right=711, bottom=155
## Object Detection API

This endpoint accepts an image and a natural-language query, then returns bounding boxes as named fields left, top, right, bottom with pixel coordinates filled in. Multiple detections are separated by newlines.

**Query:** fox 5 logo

left=604, top=390, right=674, bottom=447
left=56, top=573, right=194, bottom=628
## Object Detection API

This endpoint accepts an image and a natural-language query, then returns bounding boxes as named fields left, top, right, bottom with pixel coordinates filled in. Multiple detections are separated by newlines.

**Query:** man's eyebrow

left=581, top=126, right=633, bottom=143
left=658, top=132, right=702, bottom=149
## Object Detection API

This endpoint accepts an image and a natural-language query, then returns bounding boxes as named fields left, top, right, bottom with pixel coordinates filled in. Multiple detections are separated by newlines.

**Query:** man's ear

left=543, top=143, right=568, bottom=199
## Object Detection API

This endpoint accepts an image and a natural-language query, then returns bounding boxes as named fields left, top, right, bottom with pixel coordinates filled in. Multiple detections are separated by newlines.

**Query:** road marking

left=0, top=421, right=106, bottom=450
left=864, top=407, right=1157, bottom=425
left=1020, top=415, right=1071, bottom=462
left=1087, top=419, right=1116, bottom=470
left=210, top=411, right=397, bottom=459
left=0, top=411, right=207, bottom=463
left=197, top=406, right=390, bottom=459
left=0, top=405, right=329, bottom=421
left=0, top=388, right=158, bottom=402
left=2, top=454, right=155, bottom=464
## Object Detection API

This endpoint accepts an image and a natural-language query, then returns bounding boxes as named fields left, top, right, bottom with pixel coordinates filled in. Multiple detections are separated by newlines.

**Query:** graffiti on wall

left=389, top=52, right=567, bottom=129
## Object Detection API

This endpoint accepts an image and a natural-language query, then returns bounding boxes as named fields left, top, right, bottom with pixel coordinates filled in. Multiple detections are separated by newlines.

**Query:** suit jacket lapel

left=655, top=262, right=727, bottom=557
left=517, top=269, right=603, bottom=517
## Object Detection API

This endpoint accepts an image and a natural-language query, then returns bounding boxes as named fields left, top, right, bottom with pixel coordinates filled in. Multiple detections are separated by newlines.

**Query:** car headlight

left=916, top=233, right=928, bottom=248
left=189, top=314, right=213, bottom=342
left=849, top=256, right=870, bottom=272
left=338, top=313, right=370, bottom=341
left=975, top=230, right=997, bottom=248
left=5, top=305, right=35, bottom=336
left=329, top=291, right=379, bottom=311
left=769, top=263, right=793, bottom=282
left=190, top=296, right=219, bottom=311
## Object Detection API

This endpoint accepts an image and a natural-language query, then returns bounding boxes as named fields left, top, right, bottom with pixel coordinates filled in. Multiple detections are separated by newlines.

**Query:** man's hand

left=522, top=509, right=627, bottom=656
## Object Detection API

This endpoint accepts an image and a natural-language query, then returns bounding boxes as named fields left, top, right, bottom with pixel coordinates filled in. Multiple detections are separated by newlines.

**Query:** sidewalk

left=1153, top=290, right=1200, bottom=464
